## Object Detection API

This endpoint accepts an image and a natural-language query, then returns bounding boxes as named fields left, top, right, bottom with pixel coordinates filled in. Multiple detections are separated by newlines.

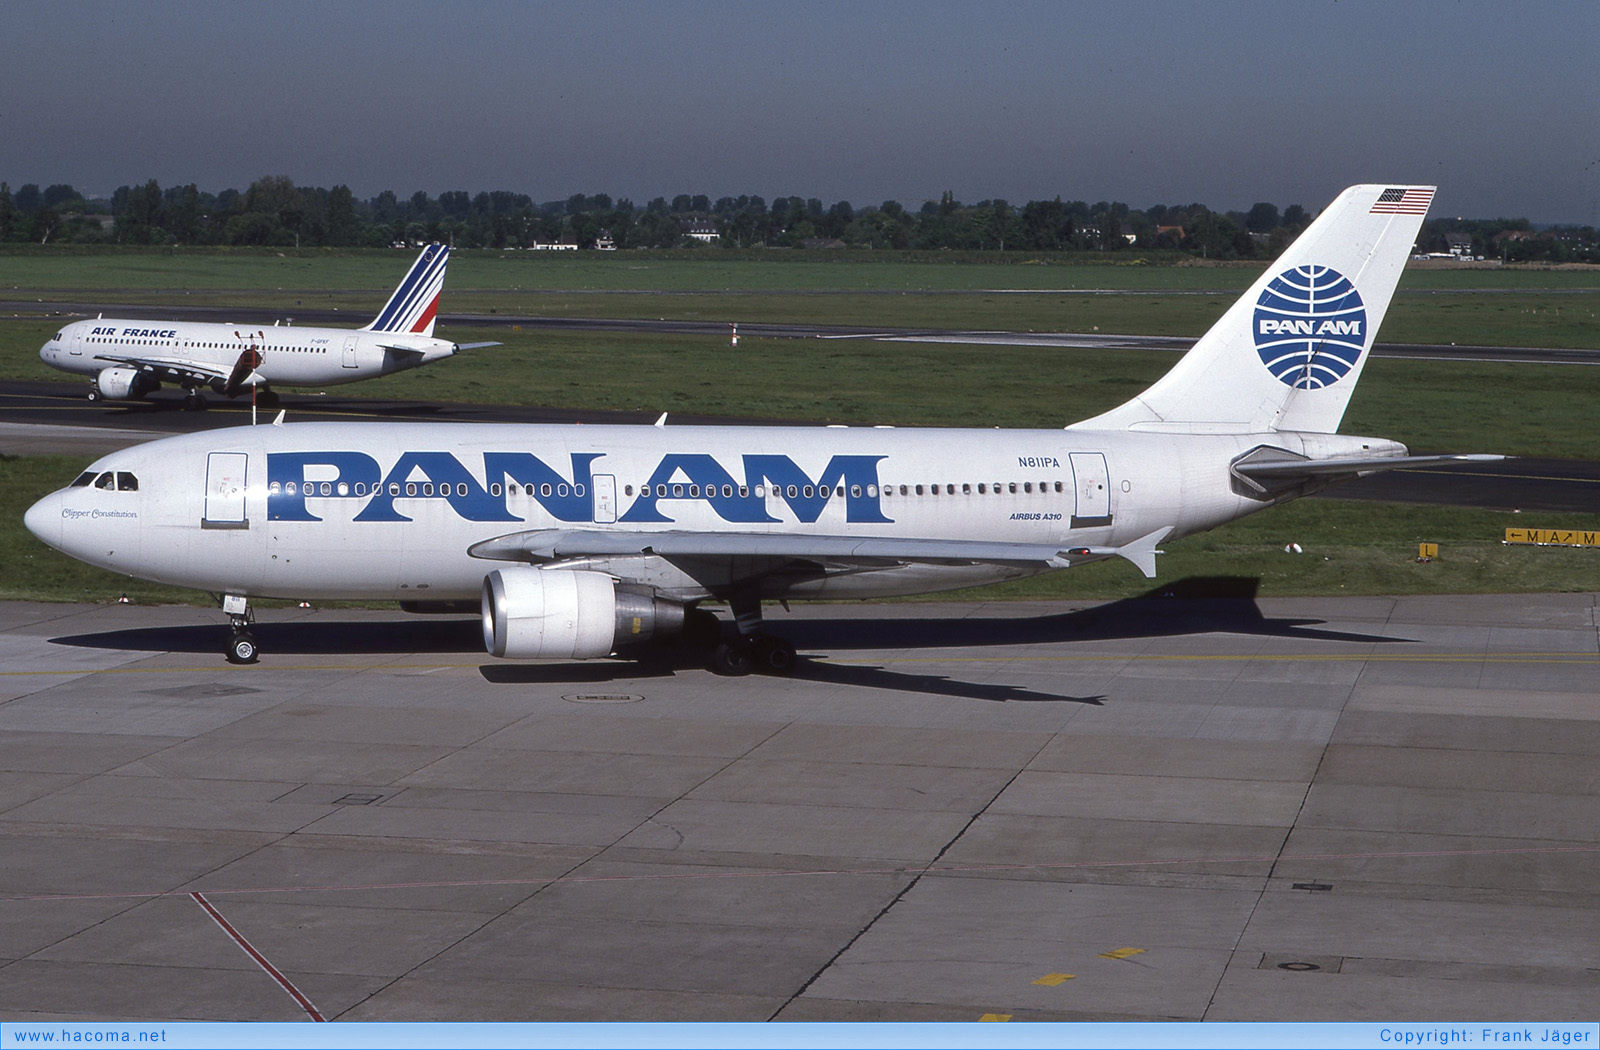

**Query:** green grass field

left=3, top=249, right=1597, bottom=608
left=5, top=249, right=1596, bottom=350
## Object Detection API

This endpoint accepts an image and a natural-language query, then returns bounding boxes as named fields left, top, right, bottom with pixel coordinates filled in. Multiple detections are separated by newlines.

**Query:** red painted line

left=190, top=891, right=325, bottom=1022
left=2, top=843, right=1594, bottom=906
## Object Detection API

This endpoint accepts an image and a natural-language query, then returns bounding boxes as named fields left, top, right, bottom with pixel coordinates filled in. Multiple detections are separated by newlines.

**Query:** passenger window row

left=615, top=480, right=1066, bottom=498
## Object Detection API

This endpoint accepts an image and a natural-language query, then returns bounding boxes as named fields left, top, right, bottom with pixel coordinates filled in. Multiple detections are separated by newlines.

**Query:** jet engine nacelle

left=481, top=567, right=685, bottom=660
left=94, top=367, right=159, bottom=400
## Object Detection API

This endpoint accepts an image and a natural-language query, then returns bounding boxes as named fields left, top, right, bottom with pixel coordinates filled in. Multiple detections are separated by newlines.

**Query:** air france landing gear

left=221, top=594, right=258, bottom=664
left=183, top=387, right=208, bottom=411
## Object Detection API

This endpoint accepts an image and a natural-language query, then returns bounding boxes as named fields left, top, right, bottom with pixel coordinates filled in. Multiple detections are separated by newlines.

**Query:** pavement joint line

left=2, top=650, right=1598, bottom=678
left=6, top=841, right=1597, bottom=905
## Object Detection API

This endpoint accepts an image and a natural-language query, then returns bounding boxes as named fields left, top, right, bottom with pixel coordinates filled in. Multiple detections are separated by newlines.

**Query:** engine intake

left=481, top=567, right=684, bottom=660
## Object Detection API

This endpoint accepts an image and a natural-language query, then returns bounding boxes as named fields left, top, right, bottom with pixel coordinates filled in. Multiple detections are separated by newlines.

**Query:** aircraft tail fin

left=362, top=243, right=448, bottom=337
left=1071, top=185, right=1434, bottom=436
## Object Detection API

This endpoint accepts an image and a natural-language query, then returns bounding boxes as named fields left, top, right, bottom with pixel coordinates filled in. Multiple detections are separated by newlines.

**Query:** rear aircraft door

left=341, top=336, right=358, bottom=369
left=592, top=474, right=617, bottom=524
left=202, top=452, right=249, bottom=529
left=1069, top=452, right=1112, bottom=528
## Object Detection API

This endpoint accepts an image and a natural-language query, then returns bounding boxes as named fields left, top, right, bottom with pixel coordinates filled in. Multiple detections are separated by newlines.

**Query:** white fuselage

left=22, top=421, right=1391, bottom=603
left=39, top=318, right=455, bottom=390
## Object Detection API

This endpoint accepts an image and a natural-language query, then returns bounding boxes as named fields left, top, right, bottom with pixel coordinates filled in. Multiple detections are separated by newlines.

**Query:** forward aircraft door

left=203, top=452, right=249, bottom=529
left=592, top=474, right=617, bottom=524
left=342, top=336, right=358, bottom=369
left=1069, top=452, right=1112, bottom=528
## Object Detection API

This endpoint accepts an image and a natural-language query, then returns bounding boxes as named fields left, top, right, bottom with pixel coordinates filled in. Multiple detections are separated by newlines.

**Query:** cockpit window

left=94, top=472, right=115, bottom=490
left=70, top=471, right=96, bottom=487
left=116, top=472, right=139, bottom=491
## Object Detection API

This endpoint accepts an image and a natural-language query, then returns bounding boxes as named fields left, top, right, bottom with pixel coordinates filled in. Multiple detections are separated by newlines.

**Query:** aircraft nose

left=24, top=492, right=62, bottom=550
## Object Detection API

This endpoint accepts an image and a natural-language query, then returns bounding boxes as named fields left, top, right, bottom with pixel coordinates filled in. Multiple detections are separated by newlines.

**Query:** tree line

left=0, top=175, right=1595, bottom=263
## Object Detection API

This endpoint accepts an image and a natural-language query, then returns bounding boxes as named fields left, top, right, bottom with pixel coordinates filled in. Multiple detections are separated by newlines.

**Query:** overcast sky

left=5, top=0, right=1597, bottom=223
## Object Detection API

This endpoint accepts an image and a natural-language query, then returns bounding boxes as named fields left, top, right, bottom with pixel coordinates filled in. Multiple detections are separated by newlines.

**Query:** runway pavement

left=1, top=591, right=1596, bottom=1022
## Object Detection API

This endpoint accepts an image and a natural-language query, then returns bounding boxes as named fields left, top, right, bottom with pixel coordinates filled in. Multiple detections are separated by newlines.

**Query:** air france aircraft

left=37, top=244, right=489, bottom=409
left=25, top=185, right=1497, bottom=675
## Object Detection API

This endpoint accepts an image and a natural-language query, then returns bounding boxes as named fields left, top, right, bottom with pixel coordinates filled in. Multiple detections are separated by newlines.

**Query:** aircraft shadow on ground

left=777, top=576, right=1409, bottom=652
left=51, top=618, right=487, bottom=657
left=49, top=577, right=1401, bottom=705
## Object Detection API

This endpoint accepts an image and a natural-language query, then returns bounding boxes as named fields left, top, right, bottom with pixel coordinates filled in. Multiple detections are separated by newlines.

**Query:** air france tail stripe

left=370, top=247, right=448, bottom=333
left=411, top=297, right=439, bottom=335
left=369, top=252, right=432, bottom=332
left=380, top=264, right=444, bottom=333
left=372, top=250, right=445, bottom=332
left=371, top=248, right=436, bottom=329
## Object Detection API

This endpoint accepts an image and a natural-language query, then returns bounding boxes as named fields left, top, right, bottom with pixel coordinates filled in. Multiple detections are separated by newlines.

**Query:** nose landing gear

left=221, top=594, right=258, bottom=664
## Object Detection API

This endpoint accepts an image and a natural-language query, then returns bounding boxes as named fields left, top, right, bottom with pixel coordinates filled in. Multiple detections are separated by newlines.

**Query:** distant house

left=1156, top=225, right=1185, bottom=242
left=681, top=219, right=720, bottom=243
left=595, top=228, right=616, bottom=251
left=1444, top=232, right=1473, bottom=257
left=531, top=236, right=579, bottom=251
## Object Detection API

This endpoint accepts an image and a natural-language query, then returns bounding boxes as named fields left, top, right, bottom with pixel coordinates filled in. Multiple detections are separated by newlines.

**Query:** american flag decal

left=1370, top=187, right=1434, bottom=215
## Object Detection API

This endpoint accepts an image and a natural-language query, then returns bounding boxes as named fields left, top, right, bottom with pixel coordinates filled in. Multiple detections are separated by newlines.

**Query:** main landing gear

left=705, top=591, right=798, bottom=677
left=221, top=594, right=258, bottom=664
left=711, top=634, right=798, bottom=677
left=183, top=386, right=208, bottom=411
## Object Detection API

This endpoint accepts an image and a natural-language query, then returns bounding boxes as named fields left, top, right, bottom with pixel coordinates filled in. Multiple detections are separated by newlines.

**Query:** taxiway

left=1, top=592, right=1596, bottom=1021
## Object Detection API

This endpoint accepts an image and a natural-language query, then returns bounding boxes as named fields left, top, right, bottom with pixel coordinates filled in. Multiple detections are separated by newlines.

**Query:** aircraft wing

left=92, top=353, right=232, bottom=384
left=468, top=526, right=1174, bottom=578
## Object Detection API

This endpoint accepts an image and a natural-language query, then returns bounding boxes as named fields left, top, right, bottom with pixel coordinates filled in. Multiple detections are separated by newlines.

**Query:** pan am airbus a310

left=25, top=185, right=1498, bottom=675
left=37, top=243, right=493, bottom=409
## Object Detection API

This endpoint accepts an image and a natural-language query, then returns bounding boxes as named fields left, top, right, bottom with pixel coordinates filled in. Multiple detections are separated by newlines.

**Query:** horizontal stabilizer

left=1234, top=452, right=1505, bottom=479
left=455, top=341, right=502, bottom=350
left=1231, top=446, right=1505, bottom=499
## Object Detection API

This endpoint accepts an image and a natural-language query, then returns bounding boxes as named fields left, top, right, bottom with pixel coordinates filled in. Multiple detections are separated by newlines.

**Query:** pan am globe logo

left=1252, top=265, right=1368, bottom=389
